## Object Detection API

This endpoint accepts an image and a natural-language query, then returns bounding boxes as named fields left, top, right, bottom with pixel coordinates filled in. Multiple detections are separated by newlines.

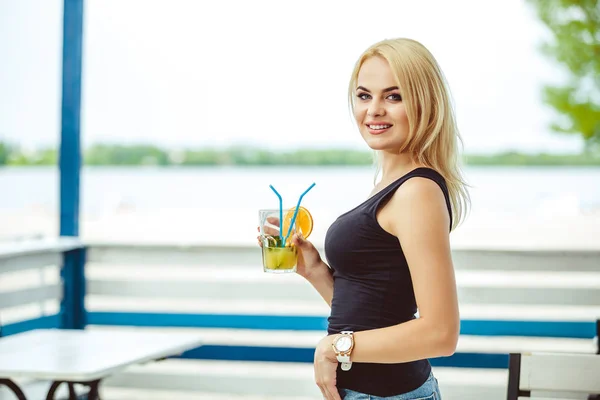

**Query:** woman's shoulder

left=409, top=166, right=446, bottom=181
left=373, top=166, right=447, bottom=209
left=383, top=176, right=451, bottom=236
left=393, top=173, right=446, bottom=204
left=388, top=167, right=450, bottom=216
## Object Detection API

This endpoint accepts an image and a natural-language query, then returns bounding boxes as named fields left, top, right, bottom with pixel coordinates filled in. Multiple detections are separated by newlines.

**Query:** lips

left=366, top=123, right=392, bottom=135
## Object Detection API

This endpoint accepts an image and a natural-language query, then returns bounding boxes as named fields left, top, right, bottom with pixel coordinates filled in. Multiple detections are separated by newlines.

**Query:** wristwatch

left=332, top=331, right=354, bottom=371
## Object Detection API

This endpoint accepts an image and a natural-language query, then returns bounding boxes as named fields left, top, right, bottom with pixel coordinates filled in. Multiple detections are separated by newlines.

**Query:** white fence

left=1, top=239, right=599, bottom=399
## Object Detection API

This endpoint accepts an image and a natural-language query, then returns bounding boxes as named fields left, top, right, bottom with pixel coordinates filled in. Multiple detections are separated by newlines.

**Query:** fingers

left=315, top=372, right=330, bottom=399
left=266, top=216, right=280, bottom=227
left=263, top=226, right=279, bottom=236
left=327, top=384, right=341, bottom=400
left=314, top=358, right=340, bottom=400
left=317, top=385, right=328, bottom=399
left=317, top=382, right=339, bottom=400
left=257, top=224, right=280, bottom=236
left=330, top=385, right=342, bottom=400
left=256, top=227, right=263, bottom=248
left=292, top=233, right=313, bottom=251
left=291, top=233, right=304, bottom=246
left=318, top=380, right=340, bottom=400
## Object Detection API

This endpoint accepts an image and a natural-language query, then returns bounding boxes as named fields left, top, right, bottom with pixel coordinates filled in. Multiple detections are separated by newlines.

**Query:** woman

left=260, top=37, right=470, bottom=399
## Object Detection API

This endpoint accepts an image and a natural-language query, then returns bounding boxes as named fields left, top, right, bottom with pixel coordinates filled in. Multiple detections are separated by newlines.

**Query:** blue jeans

left=338, top=371, right=442, bottom=399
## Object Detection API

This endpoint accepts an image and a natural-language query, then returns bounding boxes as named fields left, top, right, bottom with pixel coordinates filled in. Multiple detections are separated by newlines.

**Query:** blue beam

left=176, top=345, right=509, bottom=369
left=88, top=312, right=329, bottom=331
left=59, top=0, right=84, bottom=237
left=86, top=312, right=597, bottom=339
left=459, top=319, right=596, bottom=339
left=0, top=315, right=61, bottom=336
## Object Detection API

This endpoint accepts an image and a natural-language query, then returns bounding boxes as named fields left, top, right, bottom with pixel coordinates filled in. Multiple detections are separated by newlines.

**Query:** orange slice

left=283, top=206, right=313, bottom=241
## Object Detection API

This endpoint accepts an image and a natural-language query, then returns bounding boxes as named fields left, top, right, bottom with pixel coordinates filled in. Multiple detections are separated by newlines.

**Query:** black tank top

left=323, top=167, right=452, bottom=396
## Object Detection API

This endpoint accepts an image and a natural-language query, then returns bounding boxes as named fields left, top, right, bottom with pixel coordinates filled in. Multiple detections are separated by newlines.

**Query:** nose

left=367, top=98, right=385, bottom=117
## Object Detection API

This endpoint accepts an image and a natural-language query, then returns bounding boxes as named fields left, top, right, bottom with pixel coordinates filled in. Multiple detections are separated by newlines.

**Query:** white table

left=0, top=328, right=203, bottom=400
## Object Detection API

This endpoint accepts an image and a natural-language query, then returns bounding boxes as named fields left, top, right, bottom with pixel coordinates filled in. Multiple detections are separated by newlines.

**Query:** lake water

left=1, top=166, right=599, bottom=248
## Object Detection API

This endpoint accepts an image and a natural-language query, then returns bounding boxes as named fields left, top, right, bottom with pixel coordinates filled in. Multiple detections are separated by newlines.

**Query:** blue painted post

left=59, top=0, right=86, bottom=330
left=61, top=248, right=87, bottom=329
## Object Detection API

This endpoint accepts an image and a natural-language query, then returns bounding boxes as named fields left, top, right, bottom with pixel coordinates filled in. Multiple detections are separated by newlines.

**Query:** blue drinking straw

left=283, top=182, right=316, bottom=245
left=269, top=185, right=283, bottom=246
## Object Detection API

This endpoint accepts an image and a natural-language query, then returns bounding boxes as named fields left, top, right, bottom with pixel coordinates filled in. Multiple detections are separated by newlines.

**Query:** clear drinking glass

left=258, top=208, right=298, bottom=273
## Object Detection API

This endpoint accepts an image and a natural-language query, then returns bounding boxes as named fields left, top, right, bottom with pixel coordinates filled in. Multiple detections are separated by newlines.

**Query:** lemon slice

left=282, top=206, right=313, bottom=242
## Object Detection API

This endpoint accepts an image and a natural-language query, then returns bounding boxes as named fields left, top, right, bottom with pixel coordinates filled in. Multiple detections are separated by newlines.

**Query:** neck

left=378, top=150, right=421, bottom=184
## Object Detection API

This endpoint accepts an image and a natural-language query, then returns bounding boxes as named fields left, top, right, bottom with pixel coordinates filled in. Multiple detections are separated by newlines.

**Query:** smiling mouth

left=367, top=124, right=392, bottom=130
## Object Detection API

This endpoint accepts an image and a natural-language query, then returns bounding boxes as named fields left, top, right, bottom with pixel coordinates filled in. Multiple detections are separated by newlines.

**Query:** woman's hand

left=314, top=335, right=342, bottom=400
left=257, top=217, right=326, bottom=279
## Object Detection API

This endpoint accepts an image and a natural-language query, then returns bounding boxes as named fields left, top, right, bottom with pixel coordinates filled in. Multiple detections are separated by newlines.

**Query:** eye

left=356, top=92, right=371, bottom=101
left=387, top=93, right=402, bottom=101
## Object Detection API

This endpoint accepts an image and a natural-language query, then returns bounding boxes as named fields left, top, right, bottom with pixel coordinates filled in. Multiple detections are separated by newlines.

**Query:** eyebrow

left=356, top=86, right=399, bottom=93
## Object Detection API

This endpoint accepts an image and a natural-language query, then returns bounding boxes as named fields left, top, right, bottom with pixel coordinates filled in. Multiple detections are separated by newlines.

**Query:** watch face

left=336, top=336, right=352, bottom=352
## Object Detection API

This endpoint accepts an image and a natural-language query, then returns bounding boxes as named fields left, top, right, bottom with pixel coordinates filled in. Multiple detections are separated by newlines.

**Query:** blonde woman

left=259, top=37, right=470, bottom=399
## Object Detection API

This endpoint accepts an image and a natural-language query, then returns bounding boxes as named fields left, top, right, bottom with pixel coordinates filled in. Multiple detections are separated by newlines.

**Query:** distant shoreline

left=2, top=164, right=600, bottom=169
left=1, top=143, right=599, bottom=167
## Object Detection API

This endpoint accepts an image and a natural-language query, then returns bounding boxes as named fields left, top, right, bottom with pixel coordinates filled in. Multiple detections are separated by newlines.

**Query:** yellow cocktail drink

left=259, top=205, right=313, bottom=274
left=262, top=244, right=297, bottom=272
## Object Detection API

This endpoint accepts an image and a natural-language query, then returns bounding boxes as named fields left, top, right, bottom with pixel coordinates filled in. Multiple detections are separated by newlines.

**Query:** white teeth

left=368, top=124, right=391, bottom=130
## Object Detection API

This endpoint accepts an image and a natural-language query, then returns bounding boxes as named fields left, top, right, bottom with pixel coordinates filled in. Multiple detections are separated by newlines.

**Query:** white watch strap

left=337, top=355, right=352, bottom=370
left=336, top=354, right=350, bottom=363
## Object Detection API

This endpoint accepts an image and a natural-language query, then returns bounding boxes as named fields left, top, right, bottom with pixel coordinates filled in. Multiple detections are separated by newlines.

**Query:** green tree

left=85, top=144, right=170, bottom=166
left=0, top=140, right=12, bottom=165
left=527, top=0, right=600, bottom=151
left=31, top=147, right=58, bottom=165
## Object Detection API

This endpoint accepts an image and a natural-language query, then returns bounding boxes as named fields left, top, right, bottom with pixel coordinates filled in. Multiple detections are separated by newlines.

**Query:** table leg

left=68, top=383, right=77, bottom=399
left=86, top=380, right=100, bottom=400
left=0, top=379, right=27, bottom=400
left=45, top=381, right=63, bottom=400
left=45, top=379, right=101, bottom=400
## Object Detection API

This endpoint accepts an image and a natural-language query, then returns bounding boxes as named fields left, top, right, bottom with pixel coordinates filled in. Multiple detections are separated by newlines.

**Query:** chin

left=363, top=136, right=407, bottom=154
left=363, top=137, right=393, bottom=151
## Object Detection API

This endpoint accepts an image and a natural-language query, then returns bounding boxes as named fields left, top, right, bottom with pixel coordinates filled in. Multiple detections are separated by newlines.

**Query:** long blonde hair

left=348, top=38, right=470, bottom=230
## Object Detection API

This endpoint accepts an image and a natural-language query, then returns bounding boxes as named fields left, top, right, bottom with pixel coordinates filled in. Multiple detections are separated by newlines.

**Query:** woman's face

left=353, top=56, right=410, bottom=152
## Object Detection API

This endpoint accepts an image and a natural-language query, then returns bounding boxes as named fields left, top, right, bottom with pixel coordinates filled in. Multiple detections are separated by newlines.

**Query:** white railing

left=84, top=242, right=600, bottom=400
left=1, top=240, right=598, bottom=400
left=0, top=238, right=86, bottom=399
left=0, top=237, right=83, bottom=334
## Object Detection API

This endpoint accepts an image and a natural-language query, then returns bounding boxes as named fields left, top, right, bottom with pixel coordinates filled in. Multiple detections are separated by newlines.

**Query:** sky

left=0, top=0, right=586, bottom=154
